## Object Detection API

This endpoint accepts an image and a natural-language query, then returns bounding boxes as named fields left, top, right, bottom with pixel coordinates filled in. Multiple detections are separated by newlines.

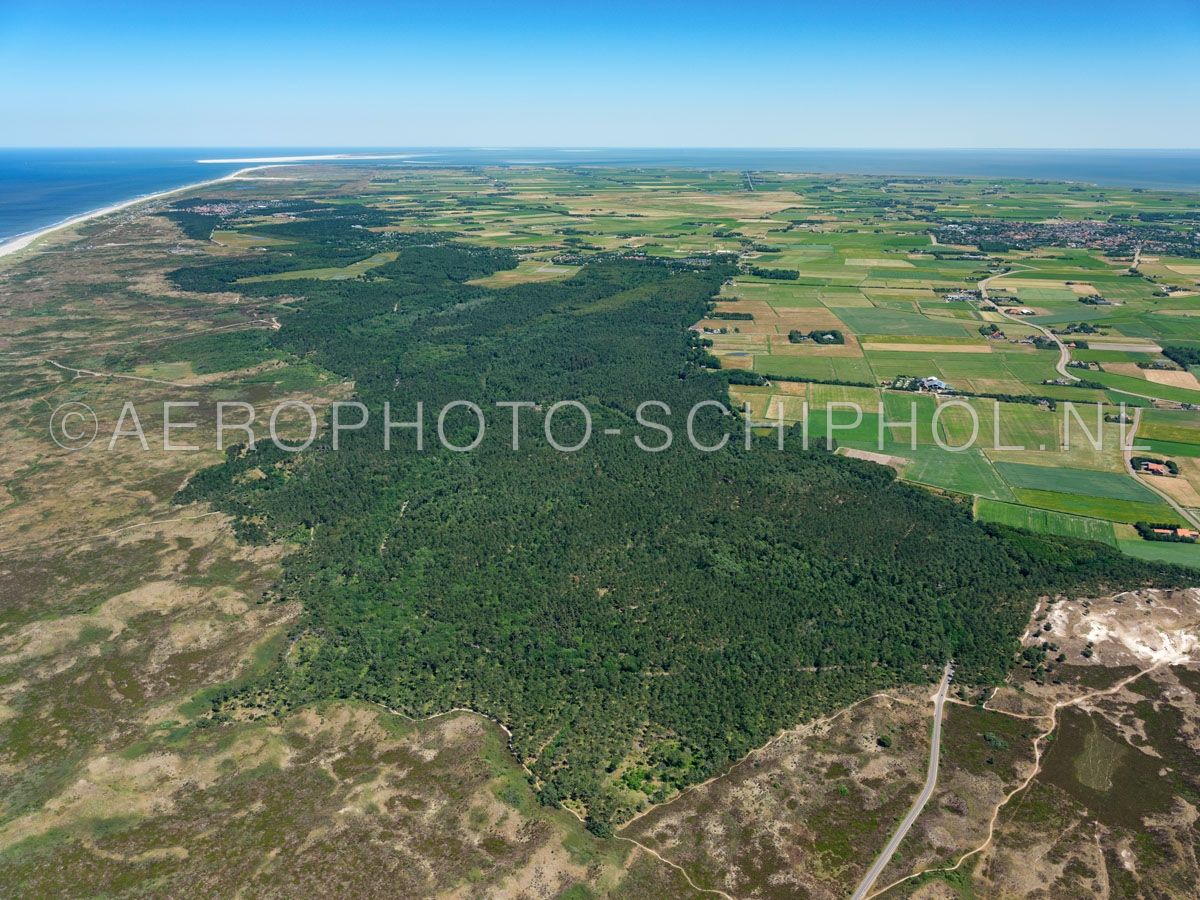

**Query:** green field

left=835, top=307, right=970, bottom=337
left=1139, top=438, right=1200, bottom=459
left=993, top=462, right=1159, bottom=503
left=899, top=447, right=1015, bottom=501
left=1116, top=539, right=1200, bottom=569
left=975, top=499, right=1118, bottom=546
left=238, top=250, right=400, bottom=282
left=752, top=355, right=875, bottom=383
left=1012, top=489, right=1183, bottom=525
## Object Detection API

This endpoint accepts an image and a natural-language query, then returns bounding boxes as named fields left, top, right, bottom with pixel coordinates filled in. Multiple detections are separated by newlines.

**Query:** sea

left=3, top=147, right=1199, bottom=244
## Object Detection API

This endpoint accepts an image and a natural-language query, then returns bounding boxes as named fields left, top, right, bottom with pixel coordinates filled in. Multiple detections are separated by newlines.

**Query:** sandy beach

left=0, top=165, right=272, bottom=260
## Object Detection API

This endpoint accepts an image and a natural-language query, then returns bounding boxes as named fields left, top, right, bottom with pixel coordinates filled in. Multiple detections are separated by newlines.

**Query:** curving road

left=978, top=266, right=1075, bottom=384
left=978, top=267, right=1168, bottom=404
left=1122, top=407, right=1200, bottom=530
left=851, top=663, right=952, bottom=900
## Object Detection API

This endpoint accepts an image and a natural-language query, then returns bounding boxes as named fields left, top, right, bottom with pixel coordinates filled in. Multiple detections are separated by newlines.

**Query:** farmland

left=617, top=170, right=1200, bottom=565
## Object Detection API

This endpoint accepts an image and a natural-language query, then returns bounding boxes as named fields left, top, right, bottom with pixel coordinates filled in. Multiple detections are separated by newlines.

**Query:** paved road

left=978, top=267, right=1075, bottom=383
left=851, top=663, right=952, bottom=900
left=978, top=268, right=1165, bottom=403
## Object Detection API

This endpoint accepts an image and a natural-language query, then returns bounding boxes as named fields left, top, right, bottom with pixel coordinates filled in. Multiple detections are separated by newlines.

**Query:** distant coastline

left=2, top=148, right=1198, bottom=255
left=197, top=153, right=420, bottom=164
left=0, top=166, right=267, bottom=259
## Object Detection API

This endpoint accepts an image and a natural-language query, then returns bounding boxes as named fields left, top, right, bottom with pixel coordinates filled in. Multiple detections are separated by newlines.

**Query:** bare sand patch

left=839, top=447, right=909, bottom=471
left=1043, top=588, right=1200, bottom=668
left=0, top=731, right=289, bottom=849
left=0, top=581, right=221, bottom=667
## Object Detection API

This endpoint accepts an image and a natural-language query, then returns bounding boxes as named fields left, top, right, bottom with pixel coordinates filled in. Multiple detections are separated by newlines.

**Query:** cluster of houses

left=936, top=219, right=1196, bottom=257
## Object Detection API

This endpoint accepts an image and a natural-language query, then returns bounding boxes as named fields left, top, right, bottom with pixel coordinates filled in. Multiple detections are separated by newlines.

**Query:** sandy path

left=867, top=662, right=1177, bottom=897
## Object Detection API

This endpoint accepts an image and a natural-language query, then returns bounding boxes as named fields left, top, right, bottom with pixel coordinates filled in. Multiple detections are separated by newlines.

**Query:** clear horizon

left=3, top=146, right=1200, bottom=151
left=2, top=1, right=1198, bottom=148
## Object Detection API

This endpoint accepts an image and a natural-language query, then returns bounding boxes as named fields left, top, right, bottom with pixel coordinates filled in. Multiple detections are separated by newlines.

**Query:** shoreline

left=0, top=165, right=275, bottom=259
left=196, top=153, right=419, bottom=164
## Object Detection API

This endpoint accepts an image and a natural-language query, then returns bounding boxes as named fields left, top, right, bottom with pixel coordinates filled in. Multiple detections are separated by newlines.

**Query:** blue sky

left=2, top=1, right=1198, bottom=148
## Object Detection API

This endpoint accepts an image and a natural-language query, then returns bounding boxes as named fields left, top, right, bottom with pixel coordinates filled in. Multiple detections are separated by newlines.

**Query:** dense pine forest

left=167, top=202, right=1189, bottom=830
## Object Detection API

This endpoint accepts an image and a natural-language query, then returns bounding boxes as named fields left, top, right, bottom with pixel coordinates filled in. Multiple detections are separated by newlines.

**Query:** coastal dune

left=0, top=165, right=273, bottom=259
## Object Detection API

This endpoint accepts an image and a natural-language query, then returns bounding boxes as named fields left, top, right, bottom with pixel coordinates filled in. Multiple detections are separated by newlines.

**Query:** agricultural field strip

left=710, top=220, right=1199, bottom=544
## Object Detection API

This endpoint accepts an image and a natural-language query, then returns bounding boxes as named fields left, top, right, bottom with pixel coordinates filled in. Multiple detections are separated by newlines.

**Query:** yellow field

left=468, top=259, right=579, bottom=287
left=845, top=258, right=914, bottom=268
left=1138, top=471, right=1200, bottom=507
left=239, top=251, right=399, bottom=283
left=1102, top=362, right=1149, bottom=379
left=1144, top=369, right=1200, bottom=390
left=838, top=447, right=909, bottom=471
left=210, top=230, right=292, bottom=249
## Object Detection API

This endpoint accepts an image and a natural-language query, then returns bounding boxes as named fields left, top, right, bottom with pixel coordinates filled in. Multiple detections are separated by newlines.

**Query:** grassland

left=975, top=499, right=1119, bottom=546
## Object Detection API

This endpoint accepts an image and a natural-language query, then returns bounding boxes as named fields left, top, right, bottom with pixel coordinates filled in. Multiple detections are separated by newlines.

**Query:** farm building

left=917, top=376, right=950, bottom=392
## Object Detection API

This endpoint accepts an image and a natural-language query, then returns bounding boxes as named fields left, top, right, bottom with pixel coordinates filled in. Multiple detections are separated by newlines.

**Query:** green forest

left=167, top=204, right=1190, bottom=831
